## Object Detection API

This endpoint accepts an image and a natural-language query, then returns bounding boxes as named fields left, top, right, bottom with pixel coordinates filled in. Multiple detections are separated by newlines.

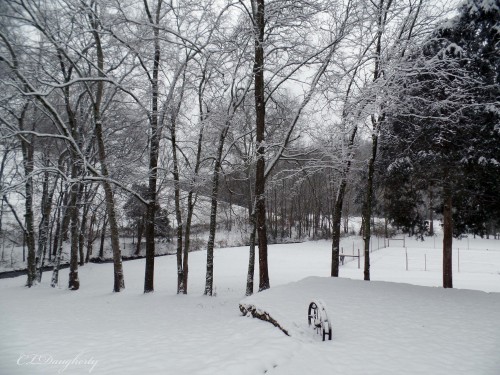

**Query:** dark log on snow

left=239, top=303, right=289, bottom=336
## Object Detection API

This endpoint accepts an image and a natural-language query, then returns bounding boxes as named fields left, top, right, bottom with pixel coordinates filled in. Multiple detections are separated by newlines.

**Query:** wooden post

left=405, top=247, right=408, bottom=271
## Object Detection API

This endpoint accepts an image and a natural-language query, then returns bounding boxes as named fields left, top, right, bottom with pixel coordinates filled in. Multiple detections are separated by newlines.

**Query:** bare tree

left=359, top=0, right=444, bottom=281
left=245, top=0, right=359, bottom=292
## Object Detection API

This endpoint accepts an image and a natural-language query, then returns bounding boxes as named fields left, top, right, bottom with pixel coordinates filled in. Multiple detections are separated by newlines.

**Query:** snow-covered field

left=0, top=235, right=499, bottom=374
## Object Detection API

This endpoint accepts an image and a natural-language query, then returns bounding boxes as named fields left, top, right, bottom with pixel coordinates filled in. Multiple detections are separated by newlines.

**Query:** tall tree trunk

left=245, top=163, right=257, bottom=296
left=180, top=66, right=206, bottom=294
left=78, top=187, right=88, bottom=267
left=36, top=162, right=57, bottom=282
left=22, top=137, right=36, bottom=287
left=331, top=126, right=357, bottom=277
left=183, top=129, right=204, bottom=293
left=36, top=165, right=49, bottom=281
left=344, top=190, right=351, bottom=234
left=183, top=192, right=194, bottom=294
left=17, top=105, right=36, bottom=287
left=89, top=2, right=125, bottom=292
left=245, top=211, right=257, bottom=296
left=52, top=183, right=66, bottom=257
left=0, top=146, right=11, bottom=236
left=56, top=49, right=80, bottom=291
left=204, top=184, right=218, bottom=296
left=362, top=0, right=390, bottom=281
left=170, top=84, right=185, bottom=294
left=95, top=121, right=125, bottom=291
left=143, top=1, right=162, bottom=294
left=103, top=182, right=125, bottom=292
left=331, top=188, right=345, bottom=277
left=429, top=183, right=434, bottom=236
left=170, top=96, right=185, bottom=293
left=280, top=180, right=286, bottom=240
left=362, top=130, right=378, bottom=281
left=135, top=218, right=144, bottom=256
left=68, top=164, right=80, bottom=291
left=99, top=213, right=108, bottom=259
left=51, top=202, right=69, bottom=288
left=173, top=179, right=183, bottom=294
left=252, top=0, right=270, bottom=292
left=85, top=213, right=96, bottom=263
left=442, top=189, right=453, bottom=288
left=204, top=122, right=231, bottom=296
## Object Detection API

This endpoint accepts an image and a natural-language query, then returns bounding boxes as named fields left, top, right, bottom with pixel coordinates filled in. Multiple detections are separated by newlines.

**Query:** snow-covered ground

left=0, top=235, right=499, bottom=374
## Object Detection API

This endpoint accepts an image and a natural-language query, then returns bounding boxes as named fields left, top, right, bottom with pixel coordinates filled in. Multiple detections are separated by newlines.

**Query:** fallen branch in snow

left=239, top=303, right=289, bottom=336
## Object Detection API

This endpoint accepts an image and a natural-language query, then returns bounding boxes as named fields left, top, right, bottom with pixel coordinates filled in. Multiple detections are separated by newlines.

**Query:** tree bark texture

left=68, top=163, right=80, bottom=291
left=362, top=131, right=379, bottom=281
left=170, top=95, right=184, bottom=294
left=99, top=213, right=108, bottom=259
left=135, top=219, right=144, bottom=256
left=204, top=122, right=230, bottom=296
left=36, top=164, right=56, bottom=282
left=51, top=189, right=70, bottom=288
left=96, top=119, right=125, bottom=292
left=21, top=133, right=36, bottom=287
left=442, top=190, right=453, bottom=288
left=89, top=2, right=126, bottom=292
left=331, top=126, right=357, bottom=277
left=253, top=0, right=270, bottom=292
left=361, top=0, right=390, bottom=281
left=245, top=213, right=257, bottom=296
left=144, top=0, right=162, bottom=293
left=85, top=213, right=96, bottom=263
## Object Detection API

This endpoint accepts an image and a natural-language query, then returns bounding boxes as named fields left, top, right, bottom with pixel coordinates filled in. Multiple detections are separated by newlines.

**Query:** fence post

left=405, top=247, right=408, bottom=271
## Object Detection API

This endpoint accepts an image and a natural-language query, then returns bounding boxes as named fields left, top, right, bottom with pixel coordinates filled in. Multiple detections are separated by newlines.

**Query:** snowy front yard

left=1, top=238, right=499, bottom=374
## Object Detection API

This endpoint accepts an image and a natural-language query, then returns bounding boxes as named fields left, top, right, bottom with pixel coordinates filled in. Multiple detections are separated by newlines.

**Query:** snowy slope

left=241, top=277, right=500, bottom=375
left=0, top=238, right=499, bottom=374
